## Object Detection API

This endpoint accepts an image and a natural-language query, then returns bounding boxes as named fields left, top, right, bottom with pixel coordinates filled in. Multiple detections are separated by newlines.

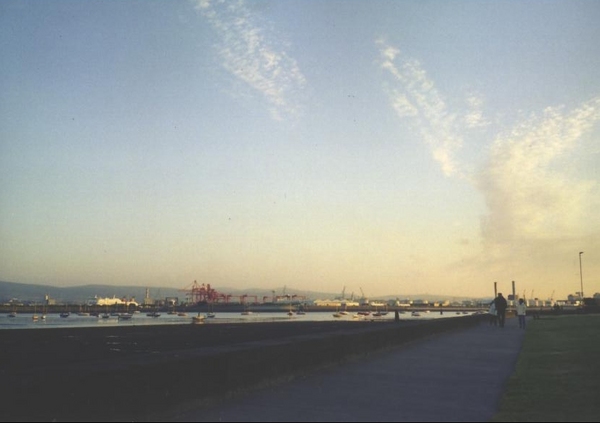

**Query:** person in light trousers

left=516, top=298, right=527, bottom=329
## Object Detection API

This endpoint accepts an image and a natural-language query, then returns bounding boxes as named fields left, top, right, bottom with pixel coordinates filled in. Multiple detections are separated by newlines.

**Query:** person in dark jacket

left=494, top=293, right=508, bottom=328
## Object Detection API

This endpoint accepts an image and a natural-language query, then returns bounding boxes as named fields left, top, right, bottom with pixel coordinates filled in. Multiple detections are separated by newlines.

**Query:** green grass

left=491, top=314, right=600, bottom=422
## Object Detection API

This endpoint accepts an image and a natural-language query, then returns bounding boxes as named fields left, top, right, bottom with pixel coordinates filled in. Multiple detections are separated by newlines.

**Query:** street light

left=579, top=251, right=584, bottom=304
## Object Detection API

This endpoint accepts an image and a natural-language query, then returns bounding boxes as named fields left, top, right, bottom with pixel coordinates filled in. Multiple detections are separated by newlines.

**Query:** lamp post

left=579, top=251, right=584, bottom=304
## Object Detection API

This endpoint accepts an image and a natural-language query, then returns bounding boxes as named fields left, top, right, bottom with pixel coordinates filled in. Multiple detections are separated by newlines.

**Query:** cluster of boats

left=8, top=308, right=48, bottom=321
left=333, top=309, right=390, bottom=318
left=331, top=309, right=453, bottom=318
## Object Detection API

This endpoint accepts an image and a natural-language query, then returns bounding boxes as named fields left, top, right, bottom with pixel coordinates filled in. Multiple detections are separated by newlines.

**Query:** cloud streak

left=377, top=41, right=469, bottom=177
left=195, top=0, right=306, bottom=121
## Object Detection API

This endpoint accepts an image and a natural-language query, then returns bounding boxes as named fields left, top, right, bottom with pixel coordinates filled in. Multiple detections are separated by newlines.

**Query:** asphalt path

left=168, top=315, right=526, bottom=422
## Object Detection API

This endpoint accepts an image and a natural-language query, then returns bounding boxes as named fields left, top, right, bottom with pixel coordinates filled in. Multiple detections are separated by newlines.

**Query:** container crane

left=359, top=287, right=369, bottom=306
left=180, top=281, right=222, bottom=304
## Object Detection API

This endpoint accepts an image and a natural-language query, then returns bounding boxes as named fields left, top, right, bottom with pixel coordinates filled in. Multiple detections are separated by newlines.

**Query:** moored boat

left=192, top=313, right=205, bottom=324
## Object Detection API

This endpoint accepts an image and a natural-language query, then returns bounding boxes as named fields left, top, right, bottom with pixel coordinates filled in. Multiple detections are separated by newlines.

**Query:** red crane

left=180, top=281, right=223, bottom=304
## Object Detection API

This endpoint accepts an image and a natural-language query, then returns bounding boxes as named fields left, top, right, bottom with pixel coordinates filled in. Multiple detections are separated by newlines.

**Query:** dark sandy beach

left=0, top=316, right=484, bottom=422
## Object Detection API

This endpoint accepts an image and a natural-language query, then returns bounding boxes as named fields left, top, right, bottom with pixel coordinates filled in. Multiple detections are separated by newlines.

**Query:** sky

left=1, top=0, right=599, bottom=301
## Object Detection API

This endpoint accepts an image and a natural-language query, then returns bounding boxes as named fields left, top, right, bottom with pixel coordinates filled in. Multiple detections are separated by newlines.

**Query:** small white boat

left=192, top=313, right=205, bottom=324
left=118, top=313, right=133, bottom=321
left=411, top=312, right=421, bottom=317
left=205, top=312, right=216, bottom=318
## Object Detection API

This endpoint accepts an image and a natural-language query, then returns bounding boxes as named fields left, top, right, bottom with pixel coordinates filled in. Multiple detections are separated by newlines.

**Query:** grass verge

left=491, top=314, right=600, bottom=422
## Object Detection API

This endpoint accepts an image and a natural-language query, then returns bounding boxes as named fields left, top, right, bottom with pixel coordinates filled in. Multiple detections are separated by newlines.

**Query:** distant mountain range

left=0, top=280, right=345, bottom=305
left=0, top=280, right=481, bottom=305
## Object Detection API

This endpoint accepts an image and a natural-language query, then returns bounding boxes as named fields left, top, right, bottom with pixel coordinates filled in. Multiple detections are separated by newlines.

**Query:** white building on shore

left=86, top=296, right=139, bottom=307
left=312, top=299, right=360, bottom=307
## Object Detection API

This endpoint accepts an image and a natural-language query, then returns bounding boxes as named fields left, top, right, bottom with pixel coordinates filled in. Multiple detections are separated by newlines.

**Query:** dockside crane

left=359, top=287, right=368, bottom=306
left=180, top=280, right=222, bottom=304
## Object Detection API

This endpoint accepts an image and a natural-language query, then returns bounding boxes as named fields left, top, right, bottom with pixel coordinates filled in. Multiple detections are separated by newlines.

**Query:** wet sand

left=0, top=316, right=483, bottom=422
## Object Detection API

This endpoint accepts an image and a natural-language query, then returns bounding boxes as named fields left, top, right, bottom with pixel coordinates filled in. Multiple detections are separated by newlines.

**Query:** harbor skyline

left=1, top=1, right=599, bottom=300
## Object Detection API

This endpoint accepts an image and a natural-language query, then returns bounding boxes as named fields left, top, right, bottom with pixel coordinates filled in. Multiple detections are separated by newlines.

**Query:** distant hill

left=0, top=280, right=333, bottom=305
left=0, top=280, right=482, bottom=305
left=0, top=281, right=180, bottom=304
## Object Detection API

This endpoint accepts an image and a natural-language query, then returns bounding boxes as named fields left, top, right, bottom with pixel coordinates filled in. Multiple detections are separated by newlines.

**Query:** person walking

left=494, top=293, right=508, bottom=328
left=516, top=298, right=527, bottom=329
left=488, top=300, right=498, bottom=326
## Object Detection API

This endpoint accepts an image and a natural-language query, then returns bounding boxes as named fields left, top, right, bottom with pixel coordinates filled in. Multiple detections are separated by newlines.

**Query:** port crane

left=180, top=281, right=223, bottom=304
left=359, top=287, right=369, bottom=306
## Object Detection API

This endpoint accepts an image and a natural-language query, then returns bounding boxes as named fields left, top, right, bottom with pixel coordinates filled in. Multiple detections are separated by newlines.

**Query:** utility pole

left=579, top=252, right=584, bottom=303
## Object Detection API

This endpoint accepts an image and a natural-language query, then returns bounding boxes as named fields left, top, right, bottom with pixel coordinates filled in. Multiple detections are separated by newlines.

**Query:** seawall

left=0, top=314, right=486, bottom=422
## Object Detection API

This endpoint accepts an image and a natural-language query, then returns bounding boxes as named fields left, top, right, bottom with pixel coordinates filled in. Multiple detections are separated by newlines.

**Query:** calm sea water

left=0, top=309, right=475, bottom=330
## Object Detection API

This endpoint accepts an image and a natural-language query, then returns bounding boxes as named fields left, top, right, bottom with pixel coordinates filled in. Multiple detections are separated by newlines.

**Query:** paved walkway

left=169, top=316, right=526, bottom=422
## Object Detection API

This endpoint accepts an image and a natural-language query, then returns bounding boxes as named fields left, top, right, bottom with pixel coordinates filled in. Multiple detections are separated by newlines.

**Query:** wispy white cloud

left=377, top=40, right=466, bottom=177
left=477, top=98, right=600, bottom=246
left=195, top=0, right=306, bottom=121
left=464, top=94, right=490, bottom=129
left=377, top=39, right=600, bottom=288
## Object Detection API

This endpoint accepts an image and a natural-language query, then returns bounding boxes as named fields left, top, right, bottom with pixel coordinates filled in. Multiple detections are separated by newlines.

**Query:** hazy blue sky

left=1, top=0, right=598, bottom=300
